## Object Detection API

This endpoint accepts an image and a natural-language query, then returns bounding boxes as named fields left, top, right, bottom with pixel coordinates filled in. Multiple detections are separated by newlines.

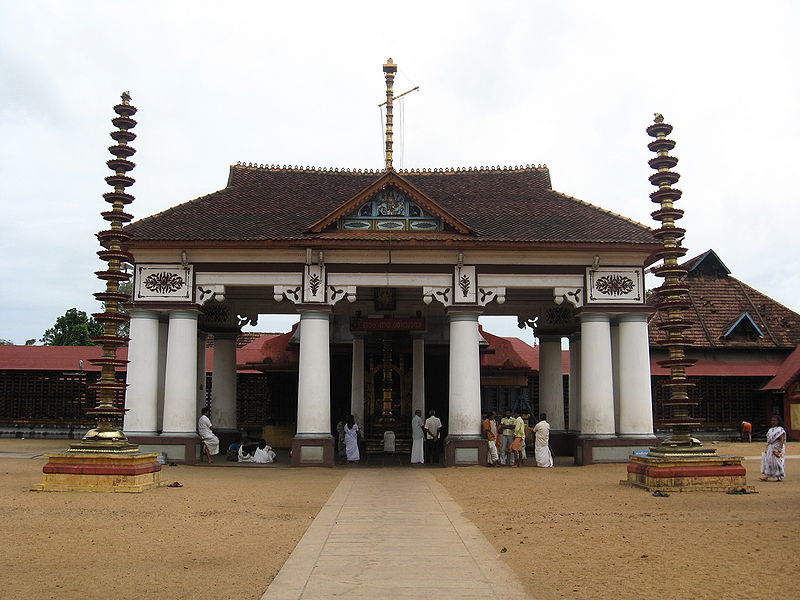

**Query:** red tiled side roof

left=649, top=256, right=800, bottom=349
left=125, top=166, right=657, bottom=246
left=762, top=346, right=800, bottom=391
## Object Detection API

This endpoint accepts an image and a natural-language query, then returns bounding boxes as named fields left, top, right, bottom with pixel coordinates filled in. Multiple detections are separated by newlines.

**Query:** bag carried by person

left=226, top=443, right=240, bottom=462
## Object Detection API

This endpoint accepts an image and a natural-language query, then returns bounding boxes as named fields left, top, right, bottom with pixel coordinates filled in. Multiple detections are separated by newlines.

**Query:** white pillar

left=196, top=333, right=207, bottom=416
left=350, top=334, right=364, bottom=427
left=412, top=333, right=425, bottom=417
left=611, top=322, right=621, bottom=433
left=579, top=313, right=615, bottom=436
left=296, top=309, right=332, bottom=436
left=212, top=334, right=239, bottom=431
left=448, top=310, right=482, bottom=437
left=568, top=334, right=581, bottom=431
left=123, top=309, right=160, bottom=434
left=162, top=310, right=199, bottom=436
left=539, top=335, right=565, bottom=430
left=617, top=313, right=654, bottom=436
left=156, top=320, right=168, bottom=431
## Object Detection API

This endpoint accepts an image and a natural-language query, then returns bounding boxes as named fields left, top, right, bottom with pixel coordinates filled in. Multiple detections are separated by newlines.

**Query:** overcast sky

left=1, top=0, right=798, bottom=345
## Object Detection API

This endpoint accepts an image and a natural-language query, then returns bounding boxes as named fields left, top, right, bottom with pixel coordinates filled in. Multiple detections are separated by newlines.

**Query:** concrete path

left=261, top=469, right=531, bottom=600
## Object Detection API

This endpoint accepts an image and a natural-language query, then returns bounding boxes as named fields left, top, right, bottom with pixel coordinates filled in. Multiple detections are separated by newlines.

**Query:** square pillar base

left=32, top=452, right=162, bottom=493
left=128, top=434, right=202, bottom=464
left=443, top=437, right=488, bottom=467
left=291, top=436, right=334, bottom=467
left=623, top=454, right=753, bottom=492
left=575, top=436, right=658, bottom=465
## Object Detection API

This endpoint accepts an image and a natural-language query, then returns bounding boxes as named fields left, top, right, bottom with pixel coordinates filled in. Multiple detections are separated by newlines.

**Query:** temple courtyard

left=1, top=439, right=798, bottom=599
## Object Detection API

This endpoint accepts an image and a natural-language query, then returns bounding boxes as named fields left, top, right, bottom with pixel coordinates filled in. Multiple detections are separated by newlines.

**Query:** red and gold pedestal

left=33, top=452, right=162, bottom=493
left=623, top=448, right=753, bottom=492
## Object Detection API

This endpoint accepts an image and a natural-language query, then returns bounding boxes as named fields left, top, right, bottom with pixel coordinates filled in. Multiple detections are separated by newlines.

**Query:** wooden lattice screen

left=0, top=370, right=125, bottom=426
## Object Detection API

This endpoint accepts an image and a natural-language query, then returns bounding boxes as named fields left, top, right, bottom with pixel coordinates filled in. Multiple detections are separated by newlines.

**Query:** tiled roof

left=649, top=250, right=800, bottom=349
left=125, top=165, right=657, bottom=246
left=761, top=346, right=800, bottom=391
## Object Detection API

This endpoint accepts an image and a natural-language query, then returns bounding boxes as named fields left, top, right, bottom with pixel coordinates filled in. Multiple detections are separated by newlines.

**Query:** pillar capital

left=617, top=312, right=649, bottom=324
left=579, top=312, right=610, bottom=323
left=168, top=308, right=199, bottom=320
left=130, top=308, right=160, bottom=320
left=445, top=307, right=483, bottom=321
left=296, top=305, right=332, bottom=318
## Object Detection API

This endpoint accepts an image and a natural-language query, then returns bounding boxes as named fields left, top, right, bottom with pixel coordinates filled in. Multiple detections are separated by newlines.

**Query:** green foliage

left=41, top=308, right=104, bottom=346
left=0, top=339, right=13, bottom=345
left=118, top=280, right=132, bottom=339
left=24, top=339, right=36, bottom=346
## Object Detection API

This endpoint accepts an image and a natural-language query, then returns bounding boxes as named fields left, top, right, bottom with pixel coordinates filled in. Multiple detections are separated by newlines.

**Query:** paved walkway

left=261, top=469, right=531, bottom=600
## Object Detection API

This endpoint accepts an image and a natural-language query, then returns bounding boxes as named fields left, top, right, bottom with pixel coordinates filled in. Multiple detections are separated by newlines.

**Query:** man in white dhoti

left=198, top=407, right=219, bottom=463
left=411, top=410, right=425, bottom=464
left=482, top=412, right=499, bottom=466
left=533, top=413, right=554, bottom=468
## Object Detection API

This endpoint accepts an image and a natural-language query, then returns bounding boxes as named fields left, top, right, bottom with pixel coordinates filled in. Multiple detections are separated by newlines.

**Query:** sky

left=1, top=0, right=798, bottom=346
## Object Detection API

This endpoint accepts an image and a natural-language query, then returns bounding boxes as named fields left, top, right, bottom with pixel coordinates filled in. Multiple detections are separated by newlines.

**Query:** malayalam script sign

left=350, top=317, right=426, bottom=331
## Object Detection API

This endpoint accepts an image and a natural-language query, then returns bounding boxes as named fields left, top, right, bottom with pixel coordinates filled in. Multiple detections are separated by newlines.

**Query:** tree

left=41, top=308, right=104, bottom=346
left=117, top=280, right=132, bottom=339
left=0, top=339, right=12, bottom=345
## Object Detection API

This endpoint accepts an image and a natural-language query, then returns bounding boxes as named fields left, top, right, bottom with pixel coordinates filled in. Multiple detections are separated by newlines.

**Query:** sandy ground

left=0, top=439, right=343, bottom=600
left=2, top=439, right=798, bottom=600
left=434, top=441, right=800, bottom=600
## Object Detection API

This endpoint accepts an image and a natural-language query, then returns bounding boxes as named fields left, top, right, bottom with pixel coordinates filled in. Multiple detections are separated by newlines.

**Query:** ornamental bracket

left=195, top=284, right=226, bottom=305
left=554, top=287, right=583, bottom=308
left=423, top=286, right=453, bottom=307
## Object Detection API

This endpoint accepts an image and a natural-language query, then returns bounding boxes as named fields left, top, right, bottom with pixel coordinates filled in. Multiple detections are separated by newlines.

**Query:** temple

left=110, top=61, right=662, bottom=466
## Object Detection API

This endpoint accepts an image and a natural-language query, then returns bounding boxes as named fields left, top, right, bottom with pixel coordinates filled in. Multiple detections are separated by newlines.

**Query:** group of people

left=483, top=410, right=553, bottom=468
left=198, top=406, right=276, bottom=464
left=411, top=409, right=443, bottom=464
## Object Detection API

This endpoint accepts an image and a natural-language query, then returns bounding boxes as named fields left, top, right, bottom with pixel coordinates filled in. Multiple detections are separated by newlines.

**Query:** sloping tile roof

left=649, top=250, right=800, bottom=349
left=125, top=165, right=657, bottom=246
left=761, top=346, right=800, bottom=391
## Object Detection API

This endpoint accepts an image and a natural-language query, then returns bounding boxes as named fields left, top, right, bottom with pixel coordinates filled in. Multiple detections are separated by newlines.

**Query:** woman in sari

left=761, top=415, right=787, bottom=482
left=344, top=414, right=360, bottom=463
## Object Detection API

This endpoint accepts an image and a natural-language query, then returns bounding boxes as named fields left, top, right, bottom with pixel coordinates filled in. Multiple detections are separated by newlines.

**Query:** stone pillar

left=611, top=322, right=621, bottom=433
left=123, top=309, right=160, bottom=435
left=579, top=313, right=615, bottom=436
left=617, top=313, right=654, bottom=436
left=412, top=332, right=425, bottom=417
left=212, top=334, right=239, bottom=431
left=539, top=335, right=565, bottom=430
left=292, top=307, right=334, bottom=466
left=568, top=334, right=581, bottom=431
left=350, top=334, right=365, bottom=428
left=156, top=319, right=168, bottom=432
left=162, top=310, right=200, bottom=437
left=196, top=333, right=207, bottom=416
left=444, top=309, right=487, bottom=466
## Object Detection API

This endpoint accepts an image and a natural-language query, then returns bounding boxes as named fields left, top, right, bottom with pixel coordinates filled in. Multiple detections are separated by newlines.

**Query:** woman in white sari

left=761, top=415, right=787, bottom=482
left=344, top=415, right=360, bottom=463
left=411, top=410, right=424, bottom=464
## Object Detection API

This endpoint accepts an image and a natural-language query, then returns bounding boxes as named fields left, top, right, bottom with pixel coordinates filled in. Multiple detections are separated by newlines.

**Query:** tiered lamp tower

left=625, top=114, right=752, bottom=491
left=646, top=113, right=707, bottom=453
left=34, top=93, right=161, bottom=492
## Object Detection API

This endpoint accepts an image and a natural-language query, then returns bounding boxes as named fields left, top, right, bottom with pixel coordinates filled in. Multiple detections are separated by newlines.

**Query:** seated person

left=253, top=439, right=276, bottom=464
left=238, top=440, right=256, bottom=463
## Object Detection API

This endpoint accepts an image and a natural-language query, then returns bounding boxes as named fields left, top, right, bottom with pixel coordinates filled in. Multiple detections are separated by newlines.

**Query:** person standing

left=499, top=410, right=516, bottom=466
left=197, top=406, right=219, bottom=463
left=532, top=413, right=554, bottom=468
left=760, top=415, right=787, bottom=482
left=482, top=412, right=499, bottom=466
left=423, top=410, right=442, bottom=464
left=509, top=410, right=526, bottom=467
left=411, top=409, right=425, bottom=464
left=344, top=414, right=360, bottom=463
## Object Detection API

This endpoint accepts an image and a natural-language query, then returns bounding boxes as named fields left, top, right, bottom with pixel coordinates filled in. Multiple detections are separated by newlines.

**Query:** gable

left=308, top=170, right=474, bottom=234
left=337, top=186, right=443, bottom=232
left=687, top=249, right=731, bottom=278
left=723, top=312, right=764, bottom=341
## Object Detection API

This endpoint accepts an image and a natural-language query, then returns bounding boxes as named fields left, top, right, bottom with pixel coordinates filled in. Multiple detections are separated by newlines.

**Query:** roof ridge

left=732, top=276, right=800, bottom=318
left=231, top=162, right=549, bottom=175
left=549, top=190, right=654, bottom=232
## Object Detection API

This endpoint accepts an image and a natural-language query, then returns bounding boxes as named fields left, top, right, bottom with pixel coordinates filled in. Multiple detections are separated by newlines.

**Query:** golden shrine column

left=292, top=307, right=334, bottom=466
left=444, top=308, right=487, bottom=466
